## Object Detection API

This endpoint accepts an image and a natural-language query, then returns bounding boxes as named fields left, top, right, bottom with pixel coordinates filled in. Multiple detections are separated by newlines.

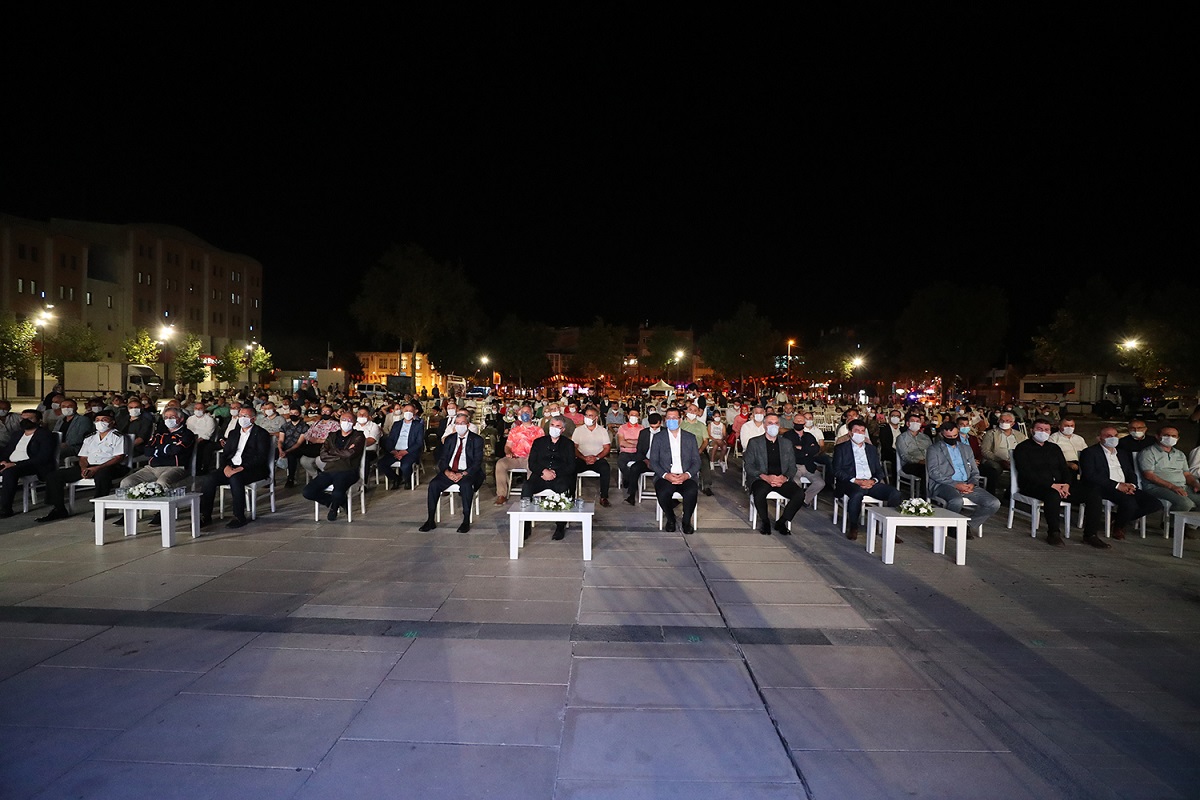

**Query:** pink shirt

left=506, top=422, right=544, bottom=459
left=618, top=422, right=642, bottom=453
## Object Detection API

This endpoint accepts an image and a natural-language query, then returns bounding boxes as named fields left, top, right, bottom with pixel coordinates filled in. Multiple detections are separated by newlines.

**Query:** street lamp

left=1120, top=339, right=1140, bottom=351
left=786, top=339, right=796, bottom=382
left=245, top=341, right=256, bottom=387
left=158, top=324, right=175, bottom=392
left=35, top=306, right=54, bottom=401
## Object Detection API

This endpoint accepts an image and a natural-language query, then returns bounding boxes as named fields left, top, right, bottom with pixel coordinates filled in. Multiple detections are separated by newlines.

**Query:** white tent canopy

left=646, top=380, right=674, bottom=394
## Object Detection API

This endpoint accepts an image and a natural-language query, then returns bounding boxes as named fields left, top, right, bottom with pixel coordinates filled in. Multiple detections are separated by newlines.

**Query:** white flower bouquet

left=126, top=482, right=168, bottom=500
left=537, top=492, right=574, bottom=511
left=899, top=498, right=934, bottom=517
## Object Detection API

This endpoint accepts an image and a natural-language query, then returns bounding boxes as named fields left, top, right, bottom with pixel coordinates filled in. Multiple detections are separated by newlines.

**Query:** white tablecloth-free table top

left=866, top=506, right=970, bottom=566
left=507, top=503, right=595, bottom=560
left=93, top=493, right=201, bottom=548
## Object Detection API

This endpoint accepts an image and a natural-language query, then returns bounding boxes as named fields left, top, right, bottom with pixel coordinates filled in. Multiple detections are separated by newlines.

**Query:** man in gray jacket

left=744, top=412, right=805, bottom=535
left=927, top=420, right=1001, bottom=535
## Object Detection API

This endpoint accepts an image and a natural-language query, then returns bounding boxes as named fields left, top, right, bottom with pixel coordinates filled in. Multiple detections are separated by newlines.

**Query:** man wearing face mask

left=255, top=402, right=285, bottom=436
left=1012, top=419, right=1074, bottom=547
left=379, top=403, right=426, bottom=490
left=520, top=416, right=578, bottom=539
left=878, top=411, right=905, bottom=475
left=832, top=419, right=900, bottom=541
left=573, top=406, right=613, bottom=507
left=617, top=409, right=645, bottom=502
left=52, top=399, right=95, bottom=460
left=113, top=407, right=195, bottom=527
left=0, top=410, right=57, bottom=518
left=1049, top=417, right=1086, bottom=479
left=648, top=408, right=702, bottom=533
left=421, top=411, right=485, bottom=533
left=1118, top=419, right=1156, bottom=455
left=0, top=400, right=21, bottom=449
left=278, top=405, right=310, bottom=487
left=896, top=413, right=933, bottom=484
left=539, top=402, right=576, bottom=438
left=1079, top=426, right=1160, bottom=544
left=115, top=399, right=155, bottom=457
left=926, top=421, right=1001, bottom=537
left=744, top=413, right=803, bottom=535
left=299, top=405, right=340, bottom=480
left=198, top=407, right=274, bottom=528
left=782, top=412, right=826, bottom=508
left=36, top=411, right=129, bottom=522
left=564, top=402, right=585, bottom=427
left=739, top=406, right=767, bottom=450
left=1139, top=426, right=1200, bottom=538
left=302, top=410, right=366, bottom=522
left=353, top=406, right=382, bottom=459
left=493, top=403, right=541, bottom=504
left=623, top=412, right=663, bottom=505
left=980, top=412, right=1027, bottom=499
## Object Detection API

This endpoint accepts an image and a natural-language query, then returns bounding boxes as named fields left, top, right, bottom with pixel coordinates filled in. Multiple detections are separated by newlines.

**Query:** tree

left=0, top=313, right=36, bottom=399
left=574, top=317, right=626, bottom=380
left=44, top=321, right=102, bottom=381
left=213, top=343, right=245, bottom=386
left=895, top=283, right=1008, bottom=384
left=122, top=328, right=161, bottom=365
left=1030, top=277, right=1120, bottom=373
left=248, top=344, right=275, bottom=383
left=696, top=303, right=779, bottom=390
left=174, top=334, right=208, bottom=388
left=493, top=315, right=551, bottom=387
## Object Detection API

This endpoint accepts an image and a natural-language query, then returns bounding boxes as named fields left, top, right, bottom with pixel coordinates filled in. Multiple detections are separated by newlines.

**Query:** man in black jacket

left=1079, top=425, right=1161, bottom=544
left=420, top=411, right=484, bottom=533
left=199, top=407, right=274, bottom=529
left=782, top=411, right=826, bottom=508
left=0, top=410, right=57, bottom=517
left=521, top=416, right=578, bottom=540
left=1013, top=419, right=1074, bottom=547
left=621, top=412, right=662, bottom=505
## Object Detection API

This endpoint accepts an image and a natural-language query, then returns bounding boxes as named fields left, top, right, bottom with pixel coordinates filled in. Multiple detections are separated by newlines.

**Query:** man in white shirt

left=572, top=406, right=612, bottom=506
left=648, top=409, right=701, bottom=533
left=1049, top=416, right=1087, bottom=479
left=37, top=411, right=129, bottom=522
left=1079, top=425, right=1160, bottom=543
left=354, top=406, right=383, bottom=456
left=739, top=406, right=767, bottom=450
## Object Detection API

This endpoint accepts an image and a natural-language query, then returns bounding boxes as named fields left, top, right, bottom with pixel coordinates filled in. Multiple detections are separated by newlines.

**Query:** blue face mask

left=665, top=418, right=680, bottom=431
left=520, top=413, right=531, bottom=422
left=959, top=427, right=971, bottom=437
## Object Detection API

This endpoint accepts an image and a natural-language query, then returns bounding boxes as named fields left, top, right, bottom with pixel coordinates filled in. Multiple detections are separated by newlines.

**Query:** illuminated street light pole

left=158, top=323, right=175, bottom=393
left=35, top=305, right=54, bottom=401
left=673, top=349, right=685, bottom=385
left=245, top=340, right=256, bottom=387
left=786, top=339, right=795, bottom=383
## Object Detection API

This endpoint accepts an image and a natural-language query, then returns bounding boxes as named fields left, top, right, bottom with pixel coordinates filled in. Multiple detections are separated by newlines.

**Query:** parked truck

left=64, top=362, right=164, bottom=397
left=1018, top=372, right=1141, bottom=417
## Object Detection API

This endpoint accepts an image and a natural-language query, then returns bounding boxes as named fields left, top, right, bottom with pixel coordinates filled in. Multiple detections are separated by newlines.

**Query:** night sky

left=1, top=9, right=1184, bottom=366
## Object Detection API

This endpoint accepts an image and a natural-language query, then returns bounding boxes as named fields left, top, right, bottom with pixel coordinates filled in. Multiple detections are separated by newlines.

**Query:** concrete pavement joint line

left=86, top=757, right=317, bottom=772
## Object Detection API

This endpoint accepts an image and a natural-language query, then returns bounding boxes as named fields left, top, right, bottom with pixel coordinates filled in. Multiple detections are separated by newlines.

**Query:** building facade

left=1, top=214, right=263, bottom=367
left=355, top=351, right=445, bottom=395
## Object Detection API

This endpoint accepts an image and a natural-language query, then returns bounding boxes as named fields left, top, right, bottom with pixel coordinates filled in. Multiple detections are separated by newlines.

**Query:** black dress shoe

left=199, top=516, right=213, bottom=528
left=702, top=488, right=714, bottom=496
left=624, top=496, right=636, bottom=506
left=148, top=513, right=162, bottom=526
left=552, top=522, right=567, bottom=540
left=664, top=517, right=677, bottom=532
left=419, top=519, right=436, bottom=532
left=284, top=479, right=295, bottom=488
left=36, top=508, right=70, bottom=523
left=327, top=505, right=339, bottom=521
left=524, top=521, right=533, bottom=540
left=457, top=521, right=471, bottom=533
left=846, top=526, right=859, bottom=541
left=775, top=519, right=791, bottom=535
left=759, top=523, right=772, bottom=535
left=682, top=522, right=694, bottom=535
left=1047, top=532, right=1066, bottom=547
left=227, top=517, right=247, bottom=529
left=1082, top=534, right=1112, bottom=549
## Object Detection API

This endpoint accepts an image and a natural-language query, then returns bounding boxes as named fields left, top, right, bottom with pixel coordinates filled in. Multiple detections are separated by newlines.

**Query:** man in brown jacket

left=302, top=410, right=366, bottom=521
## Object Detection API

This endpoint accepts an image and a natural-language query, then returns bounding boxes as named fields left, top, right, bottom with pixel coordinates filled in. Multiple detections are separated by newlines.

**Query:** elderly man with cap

left=36, top=410, right=129, bottom=522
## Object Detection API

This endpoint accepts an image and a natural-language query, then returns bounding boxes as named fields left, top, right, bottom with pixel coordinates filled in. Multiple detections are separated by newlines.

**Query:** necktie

left=453, top=437, right=465, bottom=471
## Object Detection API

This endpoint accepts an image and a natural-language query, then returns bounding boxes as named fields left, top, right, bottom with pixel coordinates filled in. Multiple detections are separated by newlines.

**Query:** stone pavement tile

left=240, top=551, right=373, bottom=573
left=107, top=551, right=254, bottom=576
left=95, top=694, right=363, bottom=768
left=763, top=687, right=1007, bottom=751
left=690, top=545, right=806, bottom=563
left=185, top=646, right=400, bottom=700
left=720, top=604, right=871, bottom=630
left=0, top=724, right=114, bottom=800
left=792, top=750, right=1071, bottom=800
left=568, top=657, right=761, bottom=709
left=586, top=549, right=696, bottom=567
left=448, top=575, right=581, bottom=602
left=344, top=679, right=565, bottom=745
left=1082, top=766, right=1188, bottom=800
left=571, top=641, right=741, bottom=660
left=162, top=535, right=288, bottom=557
left=0, top=560, right=116, bottom=584
left=0, top=582, right=64, bottom=604
left=290, top=604, right=437, bottom=621
left=387, top=638, right=572, bottom=685
left=0, top=665, right=200, bottom=729
left=554, top=780, right=806, bottom=799
left=577, top=611, right=726, bottom=628
left=293, top=739, right=557, bottom=800
left=196, top=567, right=344, bottom=594
left=688, top=531, right=796, bottom=547
left=708, top=580, right=845, bottom=605
left=35, top=760, right=312, bottom=800
left=275, top=536, right=393, bottom=555
left=558, top=708, right=796, bottom=781
left=432, top=598, right=578, bottom=624
left=465, top=556, right=585, bottom=579
left=580, top=587, right=719, bottom=615
left=308, top=578, right=456, bottom=607
left=742, top=645, right=939, bottom=690
left=19, top=594, right=163, bottom=611
left=352, top=560, right=470, bottom=583
left=697, top=561, right=826, bottom=581
left=0, top=621, right=107, bottom=639
left=33, top=571, right=216, bottom=600
left=583, top=565, right=707, bottom=589
left=248, top=632, right=416, bottom=653
left=153, top=588, right=313, bottom=616
left=44, top=626, right=256, bottom=672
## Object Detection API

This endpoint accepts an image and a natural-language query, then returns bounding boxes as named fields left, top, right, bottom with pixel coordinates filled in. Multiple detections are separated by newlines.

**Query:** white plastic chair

left=637, top=471, right=655, bottom=503
left=1006, top=461, right=1071, bottom=538
left=896, top=452, right=923, bottom=499
left=436, top=482, right=481, bottom=523
left=506, top=467, right=528, bottom=496
left=575, top=469, right=600, bottom=499
left=931, top=490, right=983, bottom=537
left=219, top=470, right=277, bottom=520
left=656, top=490, right=698, bottom=530
left=312, top=456, right=367, bottom=522
left=748, top=490, right=789, bottom=530
left=832, top=492, right=884, bottom=534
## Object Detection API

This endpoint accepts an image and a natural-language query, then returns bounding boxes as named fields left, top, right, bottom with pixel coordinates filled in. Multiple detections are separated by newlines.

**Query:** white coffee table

left=508, top=502, right=595, bottom=560
left=866, top=506, right=969, bottom=566
left=1172, top=510, right=1200, bottom=559
left=93, top=493, right=201, bottom=548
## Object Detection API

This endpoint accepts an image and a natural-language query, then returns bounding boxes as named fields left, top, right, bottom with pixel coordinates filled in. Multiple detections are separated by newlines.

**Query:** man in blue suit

left=420, top=411, right=484, bottom=533
left=649, top=408, right=701, bottom=533
left=1079, top=425, right=1160, bottom=545
left=832, top=418, right=900, bottom=540
left=378, top=403, right=425, bottom=489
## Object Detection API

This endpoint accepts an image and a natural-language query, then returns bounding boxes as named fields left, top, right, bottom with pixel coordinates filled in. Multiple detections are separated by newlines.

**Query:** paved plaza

left=1, top=463, right=1198, bottom=799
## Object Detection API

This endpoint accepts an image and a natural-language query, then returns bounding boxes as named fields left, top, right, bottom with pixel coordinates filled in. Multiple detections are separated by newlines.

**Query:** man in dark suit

left=0, top=409, right=57, bottom=518
left=1079, top=425, right=1161, bottom=545
left=199, top=406, right=274, bottom=529
left=649, top=408, right=701, bottom=534
left=420, top=411, right=484, bottom=533
left=377, top=403, right=425, bottom=488
left=521, top=415, right=578, bottom=540
left=832, top=419, right=900, bottom=540
left=743, top=412, right=804, bottom=535
left=1012, top=418, right=1074, bottom=547
left=621, top=412, right=662, bottom=505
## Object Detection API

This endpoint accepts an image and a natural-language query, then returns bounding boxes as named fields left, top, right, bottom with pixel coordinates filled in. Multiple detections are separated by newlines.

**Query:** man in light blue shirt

left=926, top=421, right=1000, bottom=535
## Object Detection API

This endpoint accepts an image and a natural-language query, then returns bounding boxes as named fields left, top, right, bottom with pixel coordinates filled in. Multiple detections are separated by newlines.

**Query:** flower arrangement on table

left=125, top=482, right=168, bottom=500
left=536, top=492, right=574, bottom=511
left=899, top=498, right=934, bottom=517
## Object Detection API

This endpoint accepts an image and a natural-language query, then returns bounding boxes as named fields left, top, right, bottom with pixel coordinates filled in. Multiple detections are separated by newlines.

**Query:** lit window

left=16, top=278, right=23, bottom=293
left=86, top=292, right=92, bottom=305
left=59, top=285, right=64, bottom=299
left=107, top=295, right=113, bottom=308
left=68, top=288, right=74, bottom=301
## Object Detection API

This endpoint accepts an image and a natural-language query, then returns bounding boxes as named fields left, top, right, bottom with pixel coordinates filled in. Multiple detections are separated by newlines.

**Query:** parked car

left=355, top=383, right=388, bottom=399
left=1154, top=399, right=1196, bottom=421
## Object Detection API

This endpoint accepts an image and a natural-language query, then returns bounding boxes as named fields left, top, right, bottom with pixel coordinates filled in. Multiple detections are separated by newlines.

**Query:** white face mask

left=1160, top=436, right=1179, bottom=448
left=999, top=422, right=1012, bottom=430
left=239, top=416, right=254, bottom=428
left=890, top=417, right=901, bottom=425
left=550, top=411, right=560, bottom=417
left=804, top=420, right=814, bottom=428
left=766, top=424, right=780, bottom=437
left=1131, top=430, right=1146, bottom=439
left=62, top=407, right=74, bottom=417
left=1060, top=426, right=1074, bottom=436
left=851, top=432, right=867, bottom=444
left=165, top=418, right=179, bottom=429
left=91, top=406, right=102, bottom=414
left=907, top=422, right=921, bottom=432
left=548, top=426, right=562, bottom=439
left=1103, top=436, right=1119, bottom=449
left=686, top=413, right=697, bottom=421
left=584, top=417, right=596, bottom=427
left=194, top=410, right=204, bottom=417
left=628, top=416, right=639, bottom=425
left=403, top=411, right=414, bottom=420
left=51, top=402, right=61, bottom=410
left=128, top=408, right=141, bottom=418
left=95, top=421, right=110, bottom=433
left=753, top=414, right=764, bottom=423
left=454, top=424, right=468, bottom=436
left=265, top=409, right=275, bottom=417
left=339, top=419, right=354, bottom=432
left=1032, top=430, right=1050, bottom=443
left=357, top=417, right=369, bottom=425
